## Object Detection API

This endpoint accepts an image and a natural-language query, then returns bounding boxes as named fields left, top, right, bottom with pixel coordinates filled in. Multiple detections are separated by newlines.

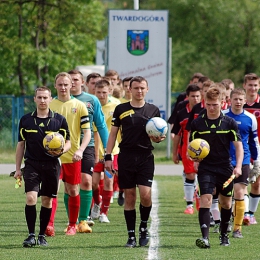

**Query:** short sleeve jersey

left=97, top=100, right=119, bottom=157
left=190, top=112, right=241, bottom=168
left=243, top=96, right=260, bottom=140
left=222, top=108, right=260, bottom=165
left=171, top=103, right=192, bottom=152
left=18, top=109, right=70, bottom=161
left=168, top=100, right=188, bottom=124
left=119, top=97, right=131, bottom=103
left=109, top=95, right=121, bottom=105
left=73, top=92, right=108, bottom=148
left=112, top=102, right=160, bottom=152
left=50, top=96, right=90, bottom=163
left=186, top=101, right=205, bottom=131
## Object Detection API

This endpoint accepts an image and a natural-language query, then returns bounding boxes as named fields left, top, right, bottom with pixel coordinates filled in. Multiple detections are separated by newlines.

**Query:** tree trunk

left=18, top=1, right=25, bottom=95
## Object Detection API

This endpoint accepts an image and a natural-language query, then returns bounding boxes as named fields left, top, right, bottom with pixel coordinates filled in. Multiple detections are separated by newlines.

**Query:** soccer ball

left=145, top=117, right=168, bottom=137
left=43, top=132, right=65, bottom=153
left=187, top=138, right=210, bottom=160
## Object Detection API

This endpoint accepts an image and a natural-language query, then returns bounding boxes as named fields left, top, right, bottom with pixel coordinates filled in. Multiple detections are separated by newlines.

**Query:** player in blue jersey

left=68, top=69, right=109, bottom=232
left=223, top=88, right=260, bottom=238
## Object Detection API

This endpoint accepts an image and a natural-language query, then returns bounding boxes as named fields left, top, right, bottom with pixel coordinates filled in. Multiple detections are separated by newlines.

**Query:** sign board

left=96, top=40, right=106, bottom=65
left=108, top=10, right=169, bottom=119
left=75, top=65, right=105, bottom=79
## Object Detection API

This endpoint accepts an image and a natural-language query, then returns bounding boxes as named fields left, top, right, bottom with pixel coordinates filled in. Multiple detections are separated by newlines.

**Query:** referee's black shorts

left=23, top=158, right=61, bottom=198
left=198, top=164, right=234, bottom=197
left=118, top=150, right=154, bottom=189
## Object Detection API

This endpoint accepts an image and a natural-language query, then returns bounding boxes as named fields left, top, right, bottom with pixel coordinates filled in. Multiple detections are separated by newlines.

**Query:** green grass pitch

left=0, top=174, right=260, bottom=260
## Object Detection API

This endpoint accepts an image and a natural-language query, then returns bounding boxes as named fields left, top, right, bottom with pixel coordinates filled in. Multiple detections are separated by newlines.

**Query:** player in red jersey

left=168, top=72, right=204, bottom=139
left=172, top=84, right=201, bottom=214
left=221, top=79, right=235, bottom=107
left=243, top=73, right=260, bottom=225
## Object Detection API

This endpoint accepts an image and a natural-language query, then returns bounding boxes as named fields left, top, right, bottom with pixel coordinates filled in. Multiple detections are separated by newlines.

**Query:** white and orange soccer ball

left=145, top=117, right=168, bottom=138
left=188, top=138, right=210, bottom=160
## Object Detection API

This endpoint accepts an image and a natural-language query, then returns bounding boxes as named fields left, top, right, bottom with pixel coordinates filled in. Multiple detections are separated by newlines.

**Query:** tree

left=112, top=0, right=260, bottom=91
left=0, top=0, right=106, bottom=95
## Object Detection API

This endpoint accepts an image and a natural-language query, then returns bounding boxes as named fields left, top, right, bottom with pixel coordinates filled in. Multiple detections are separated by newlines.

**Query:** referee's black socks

left=220, top=207, right=232, bottom=234
left=199, top=208, right=210, bottom=239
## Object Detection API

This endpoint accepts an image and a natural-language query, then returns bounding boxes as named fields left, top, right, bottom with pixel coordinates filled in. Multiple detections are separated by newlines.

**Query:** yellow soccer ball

left=188, top=138, right=210, bottom=160
left=43, top=132, right=65, bottom=153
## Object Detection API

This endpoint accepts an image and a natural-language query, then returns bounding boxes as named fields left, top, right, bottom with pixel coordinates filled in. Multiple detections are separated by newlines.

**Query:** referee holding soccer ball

left=190, top=84, right=243, bottom=248
left=105, top=76, right=165, bottom=248
left=14, top=86, right=71, bottom=247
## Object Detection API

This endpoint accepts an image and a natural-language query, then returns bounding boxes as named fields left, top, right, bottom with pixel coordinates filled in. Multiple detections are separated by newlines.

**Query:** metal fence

left=0, top=92, right=181, bottom=149
left=0, top=95, right=35, bottom=148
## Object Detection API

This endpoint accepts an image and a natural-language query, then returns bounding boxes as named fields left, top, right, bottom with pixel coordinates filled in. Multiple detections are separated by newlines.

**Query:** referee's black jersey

left=190, top=112, right=241, bottom=168
left=18, top=109, right=70, bottom=161
left=112, top=102, right=160, bottom=152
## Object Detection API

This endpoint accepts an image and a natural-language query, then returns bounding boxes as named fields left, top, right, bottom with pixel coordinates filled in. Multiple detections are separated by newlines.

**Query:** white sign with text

left=108, top=10, right=169, bottom=118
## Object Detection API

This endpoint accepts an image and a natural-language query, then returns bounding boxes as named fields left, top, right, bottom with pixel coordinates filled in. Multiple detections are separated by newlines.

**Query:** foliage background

left=115, top=0, right=260, bottom=90
left=0, top=0, right=106, bottom=95
left=1, top=0, right=260, bottom=95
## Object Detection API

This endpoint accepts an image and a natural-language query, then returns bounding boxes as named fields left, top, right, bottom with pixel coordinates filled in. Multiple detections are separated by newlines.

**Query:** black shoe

left=23, top=235, right=36, bottom=247
left=219, top=233, right=230, bottom=246
left=196, top=238, right=210, bottom=249
left=139, top=227, right=149, bottom=246
left=37, top=235, right=48, bottom=246
left=118, top=191, right=124, bottom=206
left=125, top=237, right=136, bottom=248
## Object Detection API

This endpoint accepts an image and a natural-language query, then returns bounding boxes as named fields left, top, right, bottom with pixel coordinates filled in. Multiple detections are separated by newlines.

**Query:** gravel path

left=1, top=163, right=183, bottom=176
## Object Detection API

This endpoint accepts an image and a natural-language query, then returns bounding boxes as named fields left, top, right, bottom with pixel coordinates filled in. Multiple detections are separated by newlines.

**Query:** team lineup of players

left=170, top=72, right=260, bottom=248
left=14, top=70, right=165, bottom=248
left=15, top=69, right=260, bottom=249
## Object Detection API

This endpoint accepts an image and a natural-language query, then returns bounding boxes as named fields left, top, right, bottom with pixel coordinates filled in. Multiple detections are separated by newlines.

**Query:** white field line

left=147, top=180, right=159, bottom=260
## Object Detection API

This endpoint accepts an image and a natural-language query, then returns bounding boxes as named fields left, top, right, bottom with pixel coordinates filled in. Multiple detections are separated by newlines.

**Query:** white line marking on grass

left=147, top=180, right=159, bottom=260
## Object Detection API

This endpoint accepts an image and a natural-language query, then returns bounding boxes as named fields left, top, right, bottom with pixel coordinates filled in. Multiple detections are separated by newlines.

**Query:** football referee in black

left=190, top=85, right=243, bottom=248
left=104, top=76, right=165, bottom=248
left=14, top=86, right=71, bottom=247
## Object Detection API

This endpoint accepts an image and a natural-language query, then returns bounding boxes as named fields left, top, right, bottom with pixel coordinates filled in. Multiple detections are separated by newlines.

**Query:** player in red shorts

left=49, top=72, right=91, bottom=236
left=172, top=84, right=201, bottom=214
left=91, top=79, right=120, bottom=223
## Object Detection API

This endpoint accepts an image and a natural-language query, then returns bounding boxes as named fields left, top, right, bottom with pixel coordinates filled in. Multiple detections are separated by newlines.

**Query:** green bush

left=0, top=127, right=13, bottom=150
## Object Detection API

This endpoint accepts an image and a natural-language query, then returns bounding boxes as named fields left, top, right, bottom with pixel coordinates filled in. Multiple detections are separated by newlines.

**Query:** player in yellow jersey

left=86, top=73, right=102, bottom=95
left=105, top=70, right=121, bottom=105
left=49, top=72, right=91, bottom=236
left=120, top=76, right=133, bottom=104
left=91, top=78, right=120, bottom=223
